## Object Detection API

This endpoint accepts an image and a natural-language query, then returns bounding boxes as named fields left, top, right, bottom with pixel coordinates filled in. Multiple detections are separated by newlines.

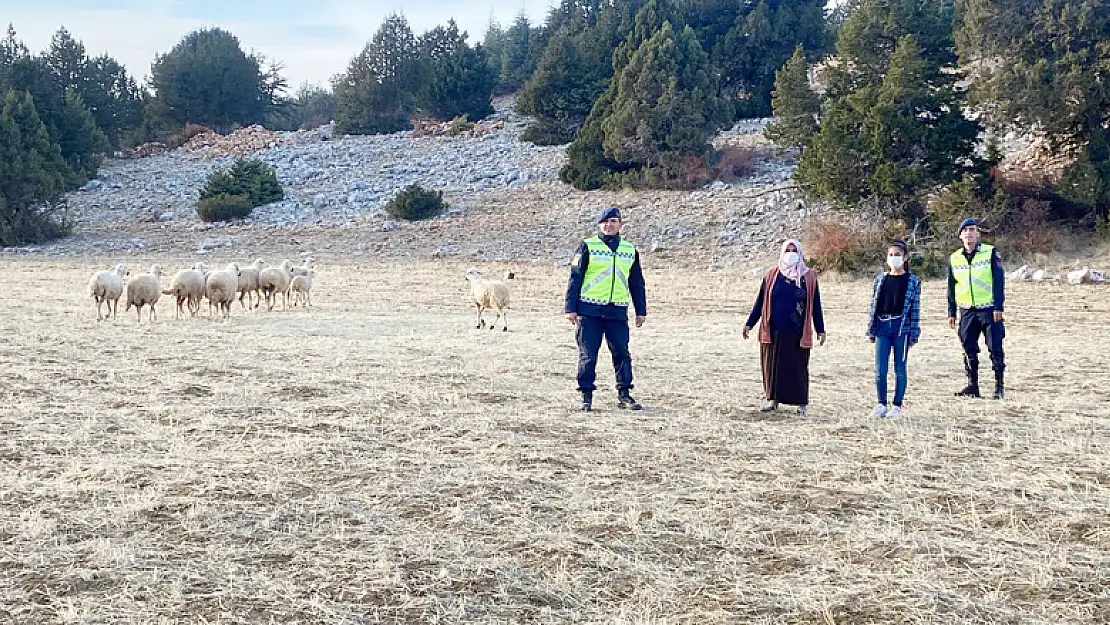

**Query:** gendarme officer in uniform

left=565, top=207, right=647, bottom=412
left=948, top=218, right=1006, bottom=399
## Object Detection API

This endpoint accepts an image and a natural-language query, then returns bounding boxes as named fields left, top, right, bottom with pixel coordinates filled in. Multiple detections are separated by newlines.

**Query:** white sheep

left=290, top=269, right=314, bottom=307
left=1068, top=266, right=1091, bottom=285
left=162, top=262, right=207, bottom=319
left=237, top=258, right=266, bottom=309
left=465, top=267, right=511, bottom=331
left=291, top=256, right=315, bottom=277
left=88, top=263, right=126, bottom=321
left=125, top=264, right=165, bottom=323
left=205, top=263, right=240, bottom=320
left=258, top=259, right=294, bottom=311
left=1009, top=265, right=1033, bottom=281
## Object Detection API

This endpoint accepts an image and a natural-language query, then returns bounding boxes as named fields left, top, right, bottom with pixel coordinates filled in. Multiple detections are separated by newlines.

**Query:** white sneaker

left=870, top=404, right=888, bottom=418
left=760, top=400, right=779, bottom=412
left=888, top=406, right=902, bottom=418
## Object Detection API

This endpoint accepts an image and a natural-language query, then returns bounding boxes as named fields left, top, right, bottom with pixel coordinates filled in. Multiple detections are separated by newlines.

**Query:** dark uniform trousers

left=958, top=308, right=1005, bottom=373
left=576, top=315, right=633, bottom=392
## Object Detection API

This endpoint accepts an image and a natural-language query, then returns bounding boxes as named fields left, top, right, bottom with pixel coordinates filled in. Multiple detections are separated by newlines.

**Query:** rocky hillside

left=0, top=98, right=828, bottom=267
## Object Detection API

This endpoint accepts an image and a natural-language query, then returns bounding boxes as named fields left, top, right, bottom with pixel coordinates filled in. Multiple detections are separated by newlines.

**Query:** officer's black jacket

left=564, top=234, right=647, bottom=319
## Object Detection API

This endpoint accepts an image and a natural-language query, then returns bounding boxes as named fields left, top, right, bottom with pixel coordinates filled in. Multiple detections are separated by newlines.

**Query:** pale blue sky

left=4, top=0, right=555, bottom=88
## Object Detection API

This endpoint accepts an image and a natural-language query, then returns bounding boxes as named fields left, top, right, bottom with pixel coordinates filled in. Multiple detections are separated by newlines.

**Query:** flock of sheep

left=1010, top=264, right=1108, bottom=285
left=87, top=258, right=315, bottom=322
left=87, top=258, right=516, bottom=328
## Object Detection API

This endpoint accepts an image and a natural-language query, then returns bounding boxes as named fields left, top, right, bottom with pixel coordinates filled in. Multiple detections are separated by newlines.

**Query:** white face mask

left=887, top=255, right=905, bottom=270
left=783, top=252, right=800, bottom=266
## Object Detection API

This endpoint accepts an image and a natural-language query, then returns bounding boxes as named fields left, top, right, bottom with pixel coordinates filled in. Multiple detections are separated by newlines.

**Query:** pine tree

left=335, top=14, right=421, bottom=135
left=149, top=28, right=271, bottom=132
left=764, top=44, right=819, bottom=149
left=418, top=21, right=497, bottom=121
left=711, top=0, right=827, bottom=118
left=797, top=34, right=980, bottom=215
left=602, top=22, right=728, bottom=175
left=81, top=54, right=143, bottom=149
left=561, top=0, right=683, bottom=189
left=45, top=27, right=87, bottom=92
left=499, top=13, right=545, bottom=93
left=0, top=89, right=69, bottom=245
left=561, top=11, right=728, bottom=189
left=55, top=90, right=108, bottom=183
left=518, top=0, right=653, bottom=145
left=517, top=29, right=605, bottom=144
left=957, top=0, right=1110, bottom=219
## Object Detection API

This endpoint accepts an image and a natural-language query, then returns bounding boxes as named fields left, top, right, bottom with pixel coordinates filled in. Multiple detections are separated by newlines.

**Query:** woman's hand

left=818, top=333, right=827, bottom=346
left=869, top=336, right=875, bottom=344
left=742, top=326, right=751, bottom=340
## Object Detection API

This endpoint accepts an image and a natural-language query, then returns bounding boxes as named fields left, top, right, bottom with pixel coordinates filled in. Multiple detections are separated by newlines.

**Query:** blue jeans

left=875, top=317, right=909, bottom=406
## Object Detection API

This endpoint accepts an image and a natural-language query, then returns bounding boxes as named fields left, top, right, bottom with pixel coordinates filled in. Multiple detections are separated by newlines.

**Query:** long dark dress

left=745, top=273, right=825, bottom=406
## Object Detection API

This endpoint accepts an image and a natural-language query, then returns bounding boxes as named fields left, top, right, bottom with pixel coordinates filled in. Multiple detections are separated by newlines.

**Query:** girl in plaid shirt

left=866, top=240, right=922, bottom=418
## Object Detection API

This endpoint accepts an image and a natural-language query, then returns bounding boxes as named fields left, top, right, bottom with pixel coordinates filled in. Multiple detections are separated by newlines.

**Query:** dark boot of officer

left=580, top=390, right=593, bottom=412
left=955, top=356, right=981, bottom=398
left=993, top=369, right=1004, bottom=400
left=617, top=389, right=642, bottom=410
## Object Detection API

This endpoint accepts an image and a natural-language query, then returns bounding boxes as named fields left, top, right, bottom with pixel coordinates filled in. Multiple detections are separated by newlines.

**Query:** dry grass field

left=1, top=258, right=1108, bottom=624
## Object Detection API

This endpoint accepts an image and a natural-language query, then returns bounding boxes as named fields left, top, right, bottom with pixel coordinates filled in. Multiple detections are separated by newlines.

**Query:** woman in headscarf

left=742, top=240, right=826, bottom=416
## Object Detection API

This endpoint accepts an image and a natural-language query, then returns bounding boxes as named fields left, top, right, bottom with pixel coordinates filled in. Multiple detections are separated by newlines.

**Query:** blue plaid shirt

left=866, top=273, right=921, bottom=344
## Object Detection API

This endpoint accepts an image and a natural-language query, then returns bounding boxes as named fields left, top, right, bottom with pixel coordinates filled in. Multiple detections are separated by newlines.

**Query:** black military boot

left=955, top=358, right=981, bottom=397
left=580, top=390, right=593, bottom=412
left=617, top=390, right=642, bottom=410
left=992, top=370, right=1004, bottom=400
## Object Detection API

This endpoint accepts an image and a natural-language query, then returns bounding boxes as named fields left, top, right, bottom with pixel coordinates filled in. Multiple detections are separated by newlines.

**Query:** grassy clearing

left=1, top=259, right=1108, bottom=623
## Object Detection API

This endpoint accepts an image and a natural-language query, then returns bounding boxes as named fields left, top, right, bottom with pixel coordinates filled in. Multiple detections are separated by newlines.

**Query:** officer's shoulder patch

left=572, top=253, right=582, bottom=266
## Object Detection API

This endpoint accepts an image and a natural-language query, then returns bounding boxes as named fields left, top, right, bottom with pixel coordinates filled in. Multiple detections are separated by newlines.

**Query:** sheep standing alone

left=290, top=269, right=314, bottom=308
left=258, top=259, right=294, bottom=311
left=163, top=262, right=207, bottom=319
left=464, top=268, right=511, bottom=331
left=237, top=258, right=266, bottom=309
left=125, top=264, right=165, bottom=322
left=88, top=263, right=126, bottom=321
left=205, top=263, right=240, bottom=320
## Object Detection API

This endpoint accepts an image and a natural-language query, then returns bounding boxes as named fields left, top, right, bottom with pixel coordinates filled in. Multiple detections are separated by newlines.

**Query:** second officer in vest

left=565, top=207, right=647, bottom=412
left=948, top=218, right=1006, bottom=399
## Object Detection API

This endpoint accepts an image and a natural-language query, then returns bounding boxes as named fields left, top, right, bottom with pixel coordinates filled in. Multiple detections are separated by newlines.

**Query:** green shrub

left=520, top=120, right=576, bottom=146
left=384, top=185, right=447, bottom=221
left=199, top=158, right=283, bottom=207
left=196, top=193, right=252, bottom=222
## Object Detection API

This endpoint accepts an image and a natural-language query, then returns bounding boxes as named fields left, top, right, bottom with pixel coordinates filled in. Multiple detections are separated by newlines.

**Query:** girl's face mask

left=887, top=254, right=905, bottom=270
left=783, top=252, right=800, bottom=265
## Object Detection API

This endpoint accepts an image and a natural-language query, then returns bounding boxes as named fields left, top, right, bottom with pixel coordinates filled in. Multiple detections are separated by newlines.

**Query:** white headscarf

left=778, top=239, right=809, bottom=284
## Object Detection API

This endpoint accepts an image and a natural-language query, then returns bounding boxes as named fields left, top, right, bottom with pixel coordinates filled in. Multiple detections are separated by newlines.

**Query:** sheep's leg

left=94, top=297, right=103, bottom=321
left=475, top=304, right=484, bottom=329
left=239, top=291, right=247, bottom=309
left=501, top=309, right=508, bottom=332
left=135, top=304, right=142, bottom=323
left=150, top=303, right=157, bottom=322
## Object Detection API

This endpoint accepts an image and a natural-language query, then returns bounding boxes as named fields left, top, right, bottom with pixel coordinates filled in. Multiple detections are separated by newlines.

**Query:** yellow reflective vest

left=950, top=244, right=995, bottom=309
left=580, top=236, right=636, bottom=306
